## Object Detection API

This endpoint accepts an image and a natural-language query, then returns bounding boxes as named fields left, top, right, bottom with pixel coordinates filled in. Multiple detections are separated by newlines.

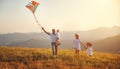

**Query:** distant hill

left=0, top=26, right=120, bottom=53
left=0, top=33, right=49, bottom=46
left=80, top=26, right=120, bottom=41
left=10, top=39, right=50, bottom=48
left=92, top=34, right=120, bottom=53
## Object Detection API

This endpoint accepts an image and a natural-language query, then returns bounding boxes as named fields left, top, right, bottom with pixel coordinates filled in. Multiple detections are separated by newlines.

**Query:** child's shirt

left=86, top=47, right=93, bottom=56
left=55, top=32, right=60, bottom=46
left=56, top=32, right=60, bottom=39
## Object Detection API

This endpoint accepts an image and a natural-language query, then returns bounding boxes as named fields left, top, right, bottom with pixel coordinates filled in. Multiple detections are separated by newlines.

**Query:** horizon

left=0, top=25, right=120, bottom=34
left=0, top=0, right=120, bottom=34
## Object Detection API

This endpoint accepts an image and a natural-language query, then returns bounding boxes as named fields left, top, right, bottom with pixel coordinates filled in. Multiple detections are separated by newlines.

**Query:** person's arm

left=72, top=40, right=75, bottom=49
left=79, top=40, right=87, bottom=49
left=42, top=27, right=50, bottom=35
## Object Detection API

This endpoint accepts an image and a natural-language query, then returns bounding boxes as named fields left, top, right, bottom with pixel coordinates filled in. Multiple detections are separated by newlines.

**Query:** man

left=42, top=27, right=60, bottom=56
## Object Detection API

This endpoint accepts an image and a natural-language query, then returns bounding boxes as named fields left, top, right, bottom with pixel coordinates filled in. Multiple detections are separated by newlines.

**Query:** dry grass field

left=0, top=46, right=120, bottom=69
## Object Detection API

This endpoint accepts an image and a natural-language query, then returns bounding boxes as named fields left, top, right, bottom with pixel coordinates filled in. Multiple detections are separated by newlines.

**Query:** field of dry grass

left=0, top=46, right=120, bottom=69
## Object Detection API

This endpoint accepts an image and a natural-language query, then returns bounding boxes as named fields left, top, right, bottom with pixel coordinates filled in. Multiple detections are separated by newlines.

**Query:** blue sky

left=0, top=0, right=120, bottom=33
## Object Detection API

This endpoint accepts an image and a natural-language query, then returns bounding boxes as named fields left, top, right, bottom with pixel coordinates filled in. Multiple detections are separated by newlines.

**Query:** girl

left=73, top=34, right=81, bottom=55
left=86, top=42, right=93, bottom=56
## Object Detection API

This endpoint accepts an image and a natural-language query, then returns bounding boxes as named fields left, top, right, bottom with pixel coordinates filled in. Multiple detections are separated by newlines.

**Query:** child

left=86, top=42, right=93, bottom=56
left=55, top=29, right=61, bottom=46
left=73, top=34, right=81, bottom=55
left=56, top=29, right=60, bottom=38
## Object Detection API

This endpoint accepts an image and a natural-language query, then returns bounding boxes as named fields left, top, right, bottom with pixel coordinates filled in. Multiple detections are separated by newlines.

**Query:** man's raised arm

left=42, top=27, right=50, bottom=35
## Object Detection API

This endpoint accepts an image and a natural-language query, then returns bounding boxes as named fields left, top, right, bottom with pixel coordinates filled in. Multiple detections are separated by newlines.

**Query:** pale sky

left=0, top=0, right=120, bottom=33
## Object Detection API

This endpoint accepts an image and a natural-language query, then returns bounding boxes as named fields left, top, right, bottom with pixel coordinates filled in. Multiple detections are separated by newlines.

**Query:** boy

left=55, top=29, right=61, bottom=46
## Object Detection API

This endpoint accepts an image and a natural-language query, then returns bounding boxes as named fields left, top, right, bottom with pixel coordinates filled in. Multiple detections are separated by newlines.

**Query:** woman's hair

left=86, top=42, right=92, bottom=47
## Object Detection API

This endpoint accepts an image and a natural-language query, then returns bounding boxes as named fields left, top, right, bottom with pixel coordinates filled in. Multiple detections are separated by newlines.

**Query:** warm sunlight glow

left=0, top=0, right=119, bottom=33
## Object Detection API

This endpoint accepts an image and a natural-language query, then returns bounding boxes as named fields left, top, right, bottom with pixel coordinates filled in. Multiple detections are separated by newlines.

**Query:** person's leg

left=75, top=49, right=77, bottom=55
left=55, top=46, right=58, bottom=55
left=51, top=43, right=55, bottom=55
left=77, top=50, right=80, bottom=56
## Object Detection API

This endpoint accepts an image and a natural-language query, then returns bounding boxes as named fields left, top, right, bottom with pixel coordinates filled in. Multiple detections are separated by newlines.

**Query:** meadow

left=0, top=46, right=120, bottom=69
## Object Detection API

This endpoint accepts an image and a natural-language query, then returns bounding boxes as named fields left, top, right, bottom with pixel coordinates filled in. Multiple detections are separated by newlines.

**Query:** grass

left=0, top=46, right=120, bottom=69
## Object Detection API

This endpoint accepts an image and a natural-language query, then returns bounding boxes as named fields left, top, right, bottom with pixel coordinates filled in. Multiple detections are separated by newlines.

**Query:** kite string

left=33, top=13, right=42, bottom=27
left=33, top=13, right=49, bottom=41
left=33, top=13, right=43, bottom=32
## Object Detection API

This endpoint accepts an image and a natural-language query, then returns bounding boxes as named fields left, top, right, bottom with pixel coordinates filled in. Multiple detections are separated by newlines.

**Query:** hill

left=0, top=26, right=120, bottom=53
left=93, top=34, right=120, bottom=53
left=0, top=26, right=120, bottom=45
left=84, top=26, right=120, bottom=41
left=0, top=46, right=120, bottom=69
left=10, top=39, right=50, bottom=48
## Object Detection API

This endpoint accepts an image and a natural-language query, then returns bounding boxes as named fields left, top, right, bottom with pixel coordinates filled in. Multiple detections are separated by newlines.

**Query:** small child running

left=86, top=42, right=93, bottom=56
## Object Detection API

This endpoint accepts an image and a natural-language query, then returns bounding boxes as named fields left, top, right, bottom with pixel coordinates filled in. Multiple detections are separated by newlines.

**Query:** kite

left=26, top=0, right=42, bottom=28
left=26, top=1, right=39, bottom=13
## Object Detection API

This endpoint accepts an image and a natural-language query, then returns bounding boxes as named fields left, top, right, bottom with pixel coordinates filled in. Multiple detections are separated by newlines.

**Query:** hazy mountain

left=0, top=26, right=120, bottom=53
left=92, top=34, right=120, bottom=53
left=0, top=33, right=49, bottom=46
left=79, top=26, right=120, bottom=41
left=10, top=39, right=50, bottom=48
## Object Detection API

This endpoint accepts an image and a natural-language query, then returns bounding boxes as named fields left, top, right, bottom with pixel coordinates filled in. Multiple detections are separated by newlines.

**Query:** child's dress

left=74, top=39, right=81, bottom=50
left=86, top=47, right=93, bottom=56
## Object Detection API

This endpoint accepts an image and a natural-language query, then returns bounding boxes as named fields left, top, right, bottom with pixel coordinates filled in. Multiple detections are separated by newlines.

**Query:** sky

left=0, top=0, right=120, bottom=33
